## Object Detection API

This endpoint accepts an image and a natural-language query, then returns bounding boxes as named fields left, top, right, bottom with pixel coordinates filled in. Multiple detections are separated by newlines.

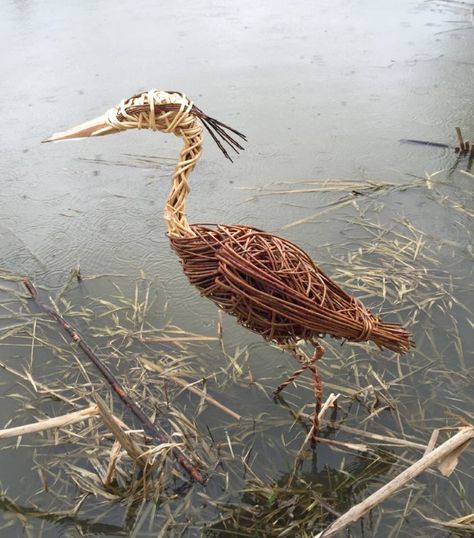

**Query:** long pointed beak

left=42, top=114, right=118, bottom=143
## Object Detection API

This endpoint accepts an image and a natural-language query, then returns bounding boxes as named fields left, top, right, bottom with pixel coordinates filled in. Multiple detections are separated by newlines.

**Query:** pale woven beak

left=42, top=114, right=118, bottom=143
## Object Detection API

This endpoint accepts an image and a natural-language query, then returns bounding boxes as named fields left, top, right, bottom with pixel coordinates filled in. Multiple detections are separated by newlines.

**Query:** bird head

left=44, top=89, right=246, bottom=161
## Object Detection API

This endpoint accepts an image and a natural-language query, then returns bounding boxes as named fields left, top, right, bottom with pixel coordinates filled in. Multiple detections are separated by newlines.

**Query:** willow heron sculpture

left=45, top=89, right=412, bottom=436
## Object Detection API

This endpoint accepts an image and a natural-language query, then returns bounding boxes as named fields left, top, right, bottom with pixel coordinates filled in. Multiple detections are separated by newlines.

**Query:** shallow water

left=0, top=0, right=473, bottom=536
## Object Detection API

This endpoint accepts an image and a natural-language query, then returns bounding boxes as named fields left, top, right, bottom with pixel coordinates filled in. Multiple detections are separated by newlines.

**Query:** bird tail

left=369, top=320, right=413, bottom=354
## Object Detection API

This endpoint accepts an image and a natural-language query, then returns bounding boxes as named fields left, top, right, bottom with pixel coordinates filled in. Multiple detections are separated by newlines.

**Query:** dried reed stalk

left=299, top=392, right=339, bottom=452
left=0, top=405, right=99, bottom=439
left=103, top=440, right=122, bottom=486
left=316, top=426, right=474, bottom=537
left=298, top=411, right=428, bottom=450
left=95, top=397, right=148, bottom=469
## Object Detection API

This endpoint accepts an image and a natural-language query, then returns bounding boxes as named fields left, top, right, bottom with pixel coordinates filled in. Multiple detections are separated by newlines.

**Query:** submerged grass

left=0, top=169, right=472, bottom=536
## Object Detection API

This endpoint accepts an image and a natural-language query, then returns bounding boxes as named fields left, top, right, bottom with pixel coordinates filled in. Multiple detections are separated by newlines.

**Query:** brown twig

left=22, top=278, right=205, bottom=484
left=468, top=144, right=474, bottom=170
left=399, top=139, right=450, bottom=149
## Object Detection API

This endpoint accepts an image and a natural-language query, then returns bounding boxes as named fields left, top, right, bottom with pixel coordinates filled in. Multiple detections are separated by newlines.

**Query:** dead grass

left=0, top=169, right=472, bottom=536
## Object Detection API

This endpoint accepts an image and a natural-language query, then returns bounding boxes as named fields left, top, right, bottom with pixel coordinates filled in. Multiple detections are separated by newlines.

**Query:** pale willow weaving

left=46, top=89, right=412, bottom=437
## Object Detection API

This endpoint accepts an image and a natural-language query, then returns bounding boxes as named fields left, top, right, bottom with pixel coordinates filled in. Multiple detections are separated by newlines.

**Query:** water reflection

left=205, top=451, right=395, bottom=537
left=0, top=494, right=127, bottom=537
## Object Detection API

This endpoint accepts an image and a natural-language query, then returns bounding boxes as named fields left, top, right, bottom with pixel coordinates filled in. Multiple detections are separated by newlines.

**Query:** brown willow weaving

left=170, top=224, right=411, bottom=353
left=58, top=89, right=411, bottom=355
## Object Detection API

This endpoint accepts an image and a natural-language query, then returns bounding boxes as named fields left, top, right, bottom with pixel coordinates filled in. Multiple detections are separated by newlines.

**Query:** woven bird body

left=170, top=224, right=411, bottom=353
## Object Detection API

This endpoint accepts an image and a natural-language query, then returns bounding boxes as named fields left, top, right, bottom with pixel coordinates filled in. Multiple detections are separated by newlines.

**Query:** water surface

left=0, top=0, right=473, bottom=536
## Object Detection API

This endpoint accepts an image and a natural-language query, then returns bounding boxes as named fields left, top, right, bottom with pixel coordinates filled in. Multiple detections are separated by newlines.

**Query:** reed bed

left=0, top=172, right=472, bottom=536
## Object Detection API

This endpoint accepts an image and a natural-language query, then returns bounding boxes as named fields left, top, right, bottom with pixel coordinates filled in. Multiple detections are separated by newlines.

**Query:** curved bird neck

left=165, top=122, right=203, bottom=238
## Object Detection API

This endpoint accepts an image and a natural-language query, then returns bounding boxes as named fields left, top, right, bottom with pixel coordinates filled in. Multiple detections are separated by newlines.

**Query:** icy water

left=0, top=0, right=473, bottom=536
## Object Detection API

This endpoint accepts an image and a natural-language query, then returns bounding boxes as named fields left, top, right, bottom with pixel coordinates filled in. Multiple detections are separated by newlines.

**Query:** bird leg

left=273, top=343, right=325, bottom=441
left=273, top=344, right=324, bottom=397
